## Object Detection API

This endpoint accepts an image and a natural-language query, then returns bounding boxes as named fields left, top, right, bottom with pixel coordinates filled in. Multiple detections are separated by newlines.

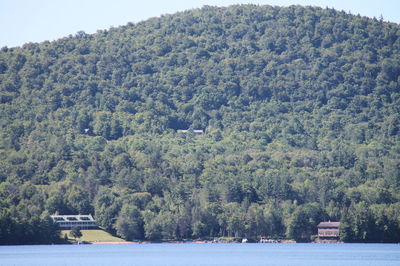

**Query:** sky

left=1, top=0, right=399, bottom=48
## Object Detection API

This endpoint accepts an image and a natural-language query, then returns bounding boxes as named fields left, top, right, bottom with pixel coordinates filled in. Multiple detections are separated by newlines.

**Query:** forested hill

left=1, top=5, right=400, bottom=244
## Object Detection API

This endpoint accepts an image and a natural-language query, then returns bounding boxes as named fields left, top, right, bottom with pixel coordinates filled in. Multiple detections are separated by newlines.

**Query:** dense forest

left=0, top=5, right=399, bottom=244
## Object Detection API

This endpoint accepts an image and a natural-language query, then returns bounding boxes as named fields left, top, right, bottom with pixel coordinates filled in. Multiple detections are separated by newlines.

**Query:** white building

left=177, top=129, right=204, bottom=135
left=50, top=214, right=98, bottom=229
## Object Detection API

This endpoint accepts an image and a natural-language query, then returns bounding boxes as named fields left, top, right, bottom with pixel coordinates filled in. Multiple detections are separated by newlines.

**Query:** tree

left=114, top=204, right=144, bottom=240
left=94, top=187, right=121, bottom=231
left=69, top=227, right=82, bottom=240
left=286, top=203, right=324, bottom=242
left=339, top=211, right=355, bottom=242
left=142, top=210, right=163, bottom=240
left=192, top=221, right=207, bottom=238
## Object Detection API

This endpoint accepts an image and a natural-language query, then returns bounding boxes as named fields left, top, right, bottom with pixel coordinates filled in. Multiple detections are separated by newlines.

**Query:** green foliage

left=0, top=5, right=400, bottom=244
left=69, top=227, right=83, bottom=239
left=0, top=210, right=61, bottom=245
left=114, top=204, right=144, bottom=240
left=286, top=203, right=324, bottom=242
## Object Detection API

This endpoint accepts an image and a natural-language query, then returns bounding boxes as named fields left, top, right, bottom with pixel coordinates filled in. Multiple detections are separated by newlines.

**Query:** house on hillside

left=316, top=221, right=341, bottom=242
left=177, top=129, right=204, bottom=135
left=50, top=214, right=98, bottom=229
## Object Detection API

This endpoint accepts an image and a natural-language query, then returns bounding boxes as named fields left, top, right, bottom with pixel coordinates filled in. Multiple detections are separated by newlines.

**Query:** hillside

left=0, top=5, right=399, bottom=244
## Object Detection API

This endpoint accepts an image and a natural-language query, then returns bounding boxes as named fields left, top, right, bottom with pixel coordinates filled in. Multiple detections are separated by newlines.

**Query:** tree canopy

left=0, top=5, right=399, bottom=244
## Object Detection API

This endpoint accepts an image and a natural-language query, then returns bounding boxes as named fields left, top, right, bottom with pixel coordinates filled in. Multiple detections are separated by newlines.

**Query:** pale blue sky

left=1, top=0, right=399, bottom=48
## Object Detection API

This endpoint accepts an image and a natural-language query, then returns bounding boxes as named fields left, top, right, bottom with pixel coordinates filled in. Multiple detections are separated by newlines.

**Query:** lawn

left=61, top=229, right=125, bottom=242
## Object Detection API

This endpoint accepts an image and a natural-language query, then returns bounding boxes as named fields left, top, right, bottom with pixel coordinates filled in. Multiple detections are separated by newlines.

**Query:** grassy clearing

left=61, top=229, right=124, bottom=242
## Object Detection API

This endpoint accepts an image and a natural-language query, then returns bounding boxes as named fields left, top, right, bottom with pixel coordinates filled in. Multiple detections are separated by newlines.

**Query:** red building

left=317, top=221, right=340, bottom=240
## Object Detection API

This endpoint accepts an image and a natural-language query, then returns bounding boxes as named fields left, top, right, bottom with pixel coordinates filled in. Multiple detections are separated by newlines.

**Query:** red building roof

left=318, top=222, right=340, bottom=228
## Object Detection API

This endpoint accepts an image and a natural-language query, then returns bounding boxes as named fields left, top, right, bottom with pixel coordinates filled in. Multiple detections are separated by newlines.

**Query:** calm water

left=0, top=243, right=399, bottom=266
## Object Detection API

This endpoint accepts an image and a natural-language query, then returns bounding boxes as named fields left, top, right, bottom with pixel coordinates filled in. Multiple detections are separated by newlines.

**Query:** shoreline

left=2, top=241, right=398, bottom=246
left=88, top=240, right=219, bottom=245
left=83, top=240, right=389, bottom=245
left=87, top=240, right=298, bottom=245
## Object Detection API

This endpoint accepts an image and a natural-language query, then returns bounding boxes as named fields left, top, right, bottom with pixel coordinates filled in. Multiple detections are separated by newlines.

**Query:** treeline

left=0, top=5, right=399, bottom=244
left=0, top=211, right=61, bottom=245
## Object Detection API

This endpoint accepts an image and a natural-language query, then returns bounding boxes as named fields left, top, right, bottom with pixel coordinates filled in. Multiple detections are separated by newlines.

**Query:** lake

left=0, top=243, right=399, bottom=266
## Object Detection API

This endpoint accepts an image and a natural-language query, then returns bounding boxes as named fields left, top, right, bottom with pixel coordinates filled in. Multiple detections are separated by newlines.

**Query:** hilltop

left=0, top=5, right=399, bottom=244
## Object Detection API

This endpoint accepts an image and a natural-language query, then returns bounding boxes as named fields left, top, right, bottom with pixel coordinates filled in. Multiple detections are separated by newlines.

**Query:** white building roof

left=50, top=214, right=96, bottom=222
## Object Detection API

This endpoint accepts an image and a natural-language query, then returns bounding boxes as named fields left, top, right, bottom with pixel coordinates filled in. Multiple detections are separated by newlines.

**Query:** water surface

left=1, top=243, right=399, bottom=266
